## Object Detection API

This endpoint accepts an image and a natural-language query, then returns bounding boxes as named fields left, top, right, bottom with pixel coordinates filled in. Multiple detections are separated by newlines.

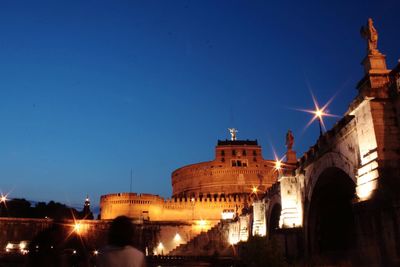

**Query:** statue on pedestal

left=228, top=128, right=238, bottom=141
left=286, top=130, right=294, bottom=151
left=360, top=18, right=379, bottom=55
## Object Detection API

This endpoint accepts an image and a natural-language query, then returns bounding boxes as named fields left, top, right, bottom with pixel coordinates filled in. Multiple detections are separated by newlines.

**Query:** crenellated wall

left=100, top=192, right=250, bottom=222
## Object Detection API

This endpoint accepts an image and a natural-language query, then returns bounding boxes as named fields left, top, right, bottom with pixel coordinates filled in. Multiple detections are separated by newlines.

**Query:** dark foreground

left=0, top=254, right=239, bottom=267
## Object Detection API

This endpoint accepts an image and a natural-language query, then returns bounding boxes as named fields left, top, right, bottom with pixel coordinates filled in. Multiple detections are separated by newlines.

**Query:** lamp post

left=0, top=194, right=7, bottom=217
left=315, top=108, right=324, bottom=136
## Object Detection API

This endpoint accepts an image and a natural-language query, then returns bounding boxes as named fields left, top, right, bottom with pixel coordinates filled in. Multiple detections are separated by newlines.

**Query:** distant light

left=315, top=108, right=323, bottom=119
left=173, top=233, right=181, bottom=243
left=19, top=241, right=27, bottom=250
left=74, top=223, right=82, bottom=234
left=93, top=250, right=99, bottom=255
left=294, top=91, right=339, bottom=133
left=73, top=250, right=77, bottom=254
left=0, top=195, right=7, bottom=203
left=252, top=187, right=258, bottom=194
left=198, top=220, right=206, bottom=227
left=157, top=242, right=164, bottom=250
left=275, top=160, right=282, bottom=170
left=191, top=197, right=195, bottom=202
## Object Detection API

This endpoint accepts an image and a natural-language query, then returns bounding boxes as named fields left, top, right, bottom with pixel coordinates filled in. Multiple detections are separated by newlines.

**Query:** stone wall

left=171, top=141, right=276, bottom=197
left=100, top=192, right=248, bottom=222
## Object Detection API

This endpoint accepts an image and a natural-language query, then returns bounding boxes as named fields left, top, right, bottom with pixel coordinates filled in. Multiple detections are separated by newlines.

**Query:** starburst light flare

left=295, top=91, right=339, bottom=134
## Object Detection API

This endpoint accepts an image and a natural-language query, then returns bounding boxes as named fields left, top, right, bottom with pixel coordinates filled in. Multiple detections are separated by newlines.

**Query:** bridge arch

left=305, top=166, right=356, bottom=261
left=305, top=152, right=357, bottom=202
left=268, top=203, right=281, bottom=236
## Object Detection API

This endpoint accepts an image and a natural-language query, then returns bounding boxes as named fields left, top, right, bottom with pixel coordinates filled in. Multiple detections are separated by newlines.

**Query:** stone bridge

left=265, top=26, right=400, bottom=266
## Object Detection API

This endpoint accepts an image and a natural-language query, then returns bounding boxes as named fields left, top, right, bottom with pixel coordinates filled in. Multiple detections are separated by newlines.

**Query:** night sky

left=0, top=1, right=399, bottom=210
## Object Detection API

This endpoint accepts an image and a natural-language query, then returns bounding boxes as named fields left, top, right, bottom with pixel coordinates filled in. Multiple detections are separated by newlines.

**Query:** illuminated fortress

left=100, top=132, right=277, bottom=223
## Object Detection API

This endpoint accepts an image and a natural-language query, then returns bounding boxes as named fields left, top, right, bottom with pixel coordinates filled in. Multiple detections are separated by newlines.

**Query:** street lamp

left=0, top=194, right=8, bottom=216
left=294, top=92, right=338, bottom=136
left=315, top=108, right=324, bottom=136
left=275, top=160, right=282, bottom=171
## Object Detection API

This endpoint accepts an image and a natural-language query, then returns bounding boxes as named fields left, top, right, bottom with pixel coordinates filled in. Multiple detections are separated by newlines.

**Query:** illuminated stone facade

left=100, top=140, right=276, bottom=223
left=172, top=140, right=275, bottom=197
left=263, top=20, right=400, bottom=266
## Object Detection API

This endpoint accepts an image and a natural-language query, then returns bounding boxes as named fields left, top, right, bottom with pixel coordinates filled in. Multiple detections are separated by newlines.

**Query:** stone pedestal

left=362, top=52, right=388, bottom=75
left=286, top=150, right=297, bottom=164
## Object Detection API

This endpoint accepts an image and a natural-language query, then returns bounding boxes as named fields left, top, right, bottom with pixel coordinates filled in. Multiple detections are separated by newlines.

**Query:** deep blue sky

left=0, top=0, right=399, bottom=209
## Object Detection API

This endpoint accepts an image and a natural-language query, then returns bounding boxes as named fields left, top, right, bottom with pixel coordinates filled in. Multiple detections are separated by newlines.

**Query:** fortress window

left=243, top=150, right=247, bottom=156
left=221, top=158, right=225, bottom=162
left=231, top=159, right=248, bottom=167
left=253, top=150, right=257, bottom=156
left=221, top=150, right=225, bottom=156
left=232, top=150, right=236, bottom=156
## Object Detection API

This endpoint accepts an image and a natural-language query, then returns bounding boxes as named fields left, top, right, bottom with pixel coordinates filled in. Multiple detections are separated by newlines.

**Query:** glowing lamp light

left=6, top=243, right=13, bottom=250
left=74, top=223, right=82, bottom=234
left=173, top=233, right=181, bottom=243
left=293, top=91, right=339, bottom=134
left=198, top=220, right=206, bottom=227
left=275, top=160, right=282, bottom=171
left=229, top=236, right=238, bottom=245
left=93, top=250, right=99, bottom=255
left=154, top=242, right=165, bottom=256
left=0, top=195, right=7, bottom=203
left=315, top=109, right=323, bottom=119
left=19, top=241, right=27, bottom=250
left=252, top=187, right=258, bottom=194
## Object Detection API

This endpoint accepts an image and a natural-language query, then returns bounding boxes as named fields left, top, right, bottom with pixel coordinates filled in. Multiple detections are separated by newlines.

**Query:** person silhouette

left=97, top=216, right=146, bottom=267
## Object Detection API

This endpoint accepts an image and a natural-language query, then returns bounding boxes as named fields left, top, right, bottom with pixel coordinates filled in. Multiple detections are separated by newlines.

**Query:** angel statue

left=228, top=128, right=238, bottom=141
left=286, top=130, right=294, bottom=151
left=360, top=18, right=378, bottom=54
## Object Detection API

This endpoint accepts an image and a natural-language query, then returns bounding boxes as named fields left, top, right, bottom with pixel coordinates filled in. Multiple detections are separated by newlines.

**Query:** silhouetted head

left=108, top=216, right=134, bottom=247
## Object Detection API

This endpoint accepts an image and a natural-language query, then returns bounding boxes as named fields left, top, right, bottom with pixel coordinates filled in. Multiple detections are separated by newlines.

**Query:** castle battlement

left=100, top=137, right=277, bottom=221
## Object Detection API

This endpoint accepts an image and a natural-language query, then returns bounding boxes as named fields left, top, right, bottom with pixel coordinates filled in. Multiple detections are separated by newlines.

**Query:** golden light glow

left=198, top=219, right=206, bottom=227
left=275, top=160, right=282, bottom=170
left=315, top=109, right=323, bottom=119
left=19, top=241, right=27, bottom=250
left=193, top=219, right=211, bottom=232
left=357, top=172, right=377, bottom=201
left=252, top=186, right=258, bottom=194
left=93, top=250, right=99, bottom=255
left=173, top=233, right=182, bottom=242
left=74, top=223, right=82, bottom=234
left=294, top=91, right=339, bottom=132
left=0, top=194, right=7, bottom=203
left=272, top=148, right=285, bottom=173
